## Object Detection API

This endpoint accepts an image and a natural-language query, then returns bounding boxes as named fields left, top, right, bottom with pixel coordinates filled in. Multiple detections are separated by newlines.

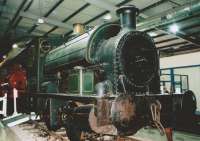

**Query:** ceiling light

left=3, top=55, right=6, bottom=59
left=166, top=14, right=172, bottom=19
left=169, top=24, right=179, bottom=33
left=37, top=17, right=44, bottom=24
left=12, top=44, right=18, bottom=49
left=103, top=14, right=112, bottom=20
left=148, top=32, right=157, bottom=37
left=184, top=7, right=190, bottom=11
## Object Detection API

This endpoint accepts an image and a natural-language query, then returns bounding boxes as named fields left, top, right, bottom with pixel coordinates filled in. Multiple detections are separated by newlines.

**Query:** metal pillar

left=13, top=88, right=18, bottom=115
left=0, top=93, right=7, bottom=117
left=170, top=68, right=175, bottom=93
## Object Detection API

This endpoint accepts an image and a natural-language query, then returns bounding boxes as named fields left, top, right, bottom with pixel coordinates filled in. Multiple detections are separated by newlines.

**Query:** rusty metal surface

left=111, top=95, right=139, bottom=135
left=89, top=107, right=117, bottom=135
left=96, top=99, right=112, bottom=126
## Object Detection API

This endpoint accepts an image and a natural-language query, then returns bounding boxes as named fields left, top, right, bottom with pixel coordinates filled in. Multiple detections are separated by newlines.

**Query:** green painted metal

left=83, top=71, right=94, bottom=93
left=68, top=73, right=79, bottom=93
left=45, top=23, right=121, bottom=71
left=68, top=71, right=94, bottom=94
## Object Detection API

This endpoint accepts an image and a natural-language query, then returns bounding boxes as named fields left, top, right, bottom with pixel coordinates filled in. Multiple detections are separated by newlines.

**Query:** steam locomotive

left=0, top=5, right=197, bottom=141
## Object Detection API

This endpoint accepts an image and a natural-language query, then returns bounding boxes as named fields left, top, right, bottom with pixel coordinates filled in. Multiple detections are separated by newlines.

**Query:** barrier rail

left=0, top=93, right=7, bottom=117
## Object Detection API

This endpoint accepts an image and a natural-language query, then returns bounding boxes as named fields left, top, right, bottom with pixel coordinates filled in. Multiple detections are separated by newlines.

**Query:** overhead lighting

left=148, top=32, right=157, bottom=37
left=3, top=55, right=6, bottom=59
left=37, top=17, right=44, bottom=24
left=169, top=24, right=179, bottom=33
left=184, top=7, right=190, bottom=11
left=12, top=44, right=18, bottom=49
left=103, top=13, right=112, bottom=20
left=166, top=14, right=172, bottom=19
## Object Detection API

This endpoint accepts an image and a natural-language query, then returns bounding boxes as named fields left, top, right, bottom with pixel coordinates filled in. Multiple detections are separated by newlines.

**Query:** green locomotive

left=0, top=5, right=198, bottom=141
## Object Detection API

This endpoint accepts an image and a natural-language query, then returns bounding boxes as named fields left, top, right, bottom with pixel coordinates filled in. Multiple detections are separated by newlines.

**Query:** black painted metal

left=27, top=0, right=64, bottom=33
left=4, top=0, right=28, bottom=34
left=43, top=3, right=90, bottom=36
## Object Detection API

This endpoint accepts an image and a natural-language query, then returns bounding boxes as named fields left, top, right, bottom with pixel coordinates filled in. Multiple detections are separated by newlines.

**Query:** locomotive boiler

left=0, top=5, right=198, bottom=141
left=45, top=5, right=160, bottom=95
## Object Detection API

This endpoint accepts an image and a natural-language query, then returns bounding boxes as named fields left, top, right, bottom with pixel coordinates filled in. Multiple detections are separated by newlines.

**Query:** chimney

left=116, top=5, right=139, bottom=29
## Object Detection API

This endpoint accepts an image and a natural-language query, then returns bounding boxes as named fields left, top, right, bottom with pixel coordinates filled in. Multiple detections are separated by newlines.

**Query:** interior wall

left=160, top=52, right=200, bottom=111
left=174, top=67, right=200, bottom=111
left=160, top=52, right=200, bottom=68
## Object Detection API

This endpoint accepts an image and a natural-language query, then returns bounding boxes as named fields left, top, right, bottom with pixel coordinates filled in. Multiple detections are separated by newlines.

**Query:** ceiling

left=0, top=0, right=199, bottom=57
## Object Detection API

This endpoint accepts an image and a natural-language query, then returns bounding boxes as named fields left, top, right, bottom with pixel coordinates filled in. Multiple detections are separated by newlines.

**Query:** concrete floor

left=133, top=128, right=200, bottom=141
left=1, top=122, right=200, bottom=141
left=0, top=126, right=21, bottom=141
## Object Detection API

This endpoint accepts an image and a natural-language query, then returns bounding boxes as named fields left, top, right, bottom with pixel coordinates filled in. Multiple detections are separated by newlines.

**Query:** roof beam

left=83, top=0, right=116, bottom=14
left=175, top=32, right=200, bottom=46
left=140, top=0, right=169, bottom=13
left=188, top=30, right=200, bottom=37
left=158, top=41, right=189, bottom=49
left=43, top=3, right=90, bottom=36
left=142, top=13, right=200, bottom=33
left=181, top=23, right=200, bottom=31
left=4, top=0, right=28, bottom=35
left=20, top=12, right=72, bottom=29
left=160, top=44, right=198, bottom=53
left=154, top=27, right=200, bottom=47
left=84, top=11, right=109, bottom=25
left=168, top=0, right=181, bottom=6
left=64, top=0, right=132, bottom=37
left=0, top=5, right=73, bottom=30
left=137, top=0, right=200, bottom=30
left=155, top=37, right=178, bottom=44
left=13, top=0, right=33, bottom=28
left=83, top=0, right=132, bottom=24
left=27, top=0, right=64, bottom=33
left=64, top=0, right=173, bottom=37
left=153, top=33, right=167, bottom=39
